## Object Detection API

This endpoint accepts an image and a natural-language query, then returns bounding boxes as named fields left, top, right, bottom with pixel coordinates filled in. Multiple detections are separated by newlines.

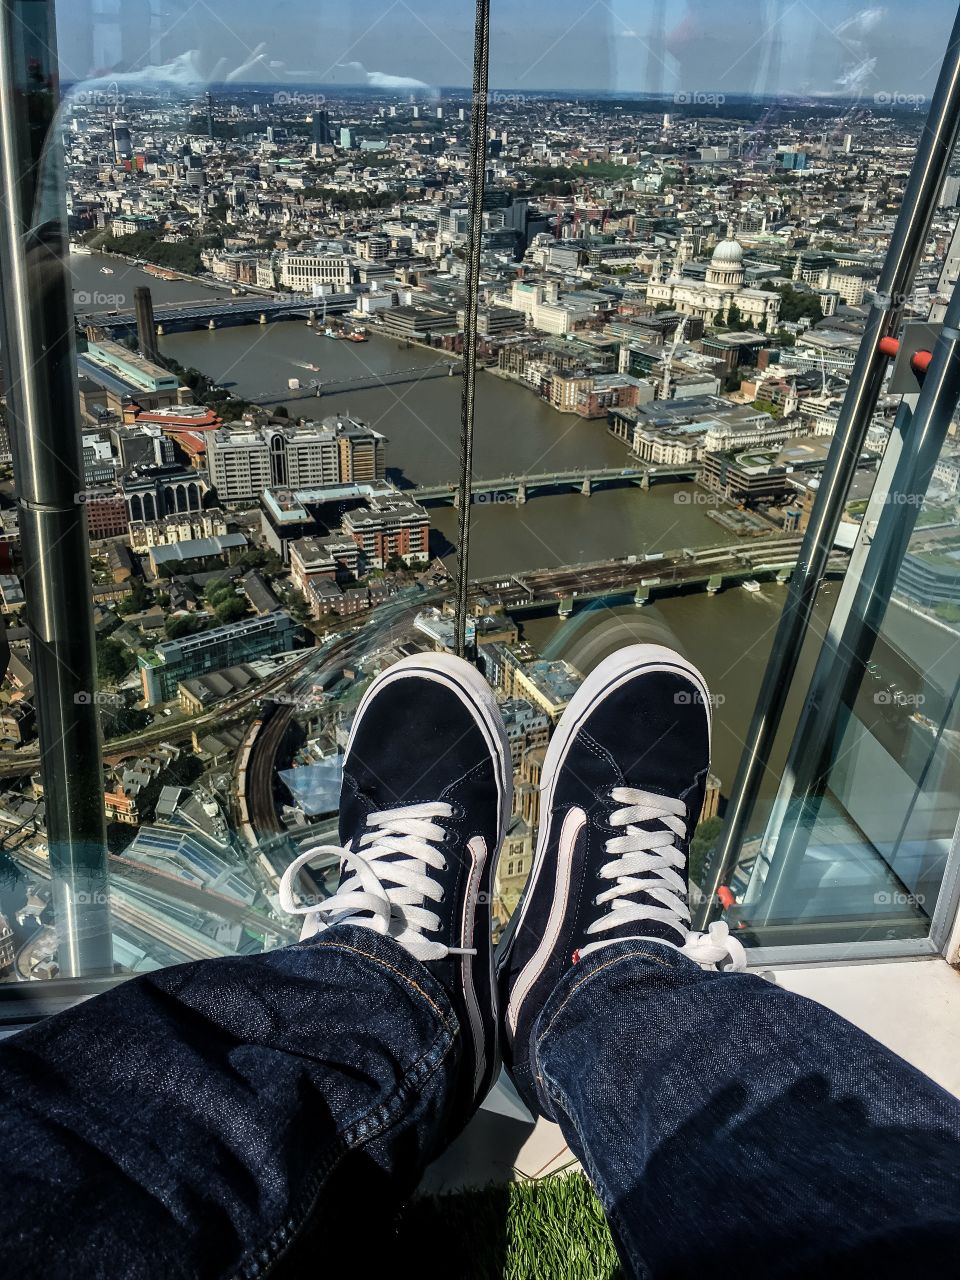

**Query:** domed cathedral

left=646, top=226, right=780, bottom=330
left=705, top=229, right=746, bottom=289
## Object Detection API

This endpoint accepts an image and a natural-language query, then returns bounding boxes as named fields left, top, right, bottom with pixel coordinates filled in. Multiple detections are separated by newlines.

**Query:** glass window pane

left=726, top=422, right=960, bottom=945
left=3, top=0, right=960, bottom=991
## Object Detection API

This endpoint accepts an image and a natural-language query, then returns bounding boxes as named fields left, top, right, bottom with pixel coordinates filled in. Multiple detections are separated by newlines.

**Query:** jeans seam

left=538, top=947, right=675, bottom=1044
left=235, top=1019, right=456, bottom=1280
left=299, top=938, right=450, bottom=1023
left=231, top=943, right=457, bottom=1280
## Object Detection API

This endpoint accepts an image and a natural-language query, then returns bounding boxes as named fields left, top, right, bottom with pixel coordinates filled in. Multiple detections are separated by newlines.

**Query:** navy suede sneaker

left=280, top=652, right=511, bottom=1119
left=496, top=644, right=745, bottom=1114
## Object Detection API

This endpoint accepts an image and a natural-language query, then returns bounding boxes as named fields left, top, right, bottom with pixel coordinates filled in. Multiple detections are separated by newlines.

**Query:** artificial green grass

left=394, top=1173, right=623, bottom=1279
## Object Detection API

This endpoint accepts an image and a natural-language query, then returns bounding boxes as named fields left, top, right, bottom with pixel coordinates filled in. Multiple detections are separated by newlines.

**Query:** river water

left=70, top=253, right=960, bottom=817
left=71, top=252, right=743, bottom=575
left=167, top=322, right=745, bottom=574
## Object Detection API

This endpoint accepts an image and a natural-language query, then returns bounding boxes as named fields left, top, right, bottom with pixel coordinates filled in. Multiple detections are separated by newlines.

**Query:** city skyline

left=54, top=2, right=960, bottom=98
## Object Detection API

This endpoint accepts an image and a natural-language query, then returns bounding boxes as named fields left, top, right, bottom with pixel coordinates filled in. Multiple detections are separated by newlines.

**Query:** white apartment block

left=278, top=250, right=352, bottom=292
left=207, top=429, right=271, bottom=503
left=278, top=425, right=341, bottom=489
left=831, top=271, right=866, bottom=305
left=631, top=427, right=702, bottom=465
left=702, top=417, right=791, bottom=453
left=508, top=280, right=596, bottom=335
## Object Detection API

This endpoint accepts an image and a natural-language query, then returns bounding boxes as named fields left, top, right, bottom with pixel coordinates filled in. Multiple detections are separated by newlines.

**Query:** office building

left=139, top=613, right=297, bottom=704
left=487, top=645, right=583, bottom=722
left=208, top=416, right=386, bottom=503
left=277, top=249, right=352, bottom=292
left=206, top=428, right=271, bottom=502
left=111, top=119, right=132, bottom=163
left=781, top=149, right=809, bottom=170
left=121, top=464, right=208, bottom=522
left=289, top=534, right=361, bottom=594
left=78, top=339, right=187, bottom=414
left=83, top=489, right=130, bottom=540
left=311, top=109, right=333, bottom=146
left=499, top=697, right=550, bottom=767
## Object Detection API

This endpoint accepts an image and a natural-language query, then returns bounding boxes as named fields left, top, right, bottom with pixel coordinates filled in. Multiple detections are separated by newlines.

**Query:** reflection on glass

left=726, top=405, right=960, bottom=946
left=1, top=0, right=960, bottom=983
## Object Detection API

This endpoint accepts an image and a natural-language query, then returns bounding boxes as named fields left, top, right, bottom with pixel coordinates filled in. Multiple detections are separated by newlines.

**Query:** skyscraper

left=111, top=120, right=132, bottom=164
left=134, top=286, right=159, bottom=364
left=311, top=109, right=333, bottom=146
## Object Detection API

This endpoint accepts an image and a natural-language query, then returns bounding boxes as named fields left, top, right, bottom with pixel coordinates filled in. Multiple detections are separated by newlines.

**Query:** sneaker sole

left=497, top=644, right=711, bottom=1038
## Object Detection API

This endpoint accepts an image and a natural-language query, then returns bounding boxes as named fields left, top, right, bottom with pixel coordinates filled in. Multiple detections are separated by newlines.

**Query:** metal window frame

left=0, top=0, right=112, bottom=979
left=0, top=974, right=126, bottom=1028
left=713, top=359, right=960, bottom=965
left=738, top=277, right=960, bottom=953
left=754, top=394, right=920, bottom=865
left=699, top=0, right=960, bottom=926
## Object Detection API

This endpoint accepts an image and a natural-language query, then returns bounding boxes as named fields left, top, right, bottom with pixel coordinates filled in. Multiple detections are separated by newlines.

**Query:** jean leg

left=0, top=924, right=463, bottom=1280
left=534, top=940, right=960, bottom=1280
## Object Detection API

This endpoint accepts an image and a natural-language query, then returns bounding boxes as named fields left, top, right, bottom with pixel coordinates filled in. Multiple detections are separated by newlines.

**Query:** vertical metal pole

left=697, top=2, right=960, bottom=927
left=0, top=0, right=112, bottom=974
left=453, top=0, right=490, bottom=656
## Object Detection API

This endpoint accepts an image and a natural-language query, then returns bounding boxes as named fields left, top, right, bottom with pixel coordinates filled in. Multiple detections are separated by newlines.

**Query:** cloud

left=836, top=56, right=877, bottom=93
left=834, top=7, right=886, bottom=39
left=224, top=44, right=287, bottom=82
left=337, top=61, right=433, bottom=92
left=64, top=46, right=289, bottom=90
left=69, top=50, right=212, bottom=90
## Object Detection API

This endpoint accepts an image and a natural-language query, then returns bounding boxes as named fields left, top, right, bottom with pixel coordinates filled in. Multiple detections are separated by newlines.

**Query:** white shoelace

left=279, top=802, right=476, bottom=963
left=579, top=786, right=746, bottom=970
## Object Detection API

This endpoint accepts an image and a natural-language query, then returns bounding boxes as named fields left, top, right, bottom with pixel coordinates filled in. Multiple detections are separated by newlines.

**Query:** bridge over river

left=248, top=359, right=464, bottom=404
left=411, top=463, right=696, bottom=506
left=81, top=293, right=357, bottom=337
left=468, top=535, right=849, bottom=615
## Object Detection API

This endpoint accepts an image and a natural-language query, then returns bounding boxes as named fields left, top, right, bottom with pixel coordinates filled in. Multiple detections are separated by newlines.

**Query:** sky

left=55, top=2, right=960, bottom=100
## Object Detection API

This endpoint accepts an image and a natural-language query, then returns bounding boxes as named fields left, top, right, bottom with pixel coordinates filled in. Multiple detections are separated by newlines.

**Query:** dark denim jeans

left=1, top=926, right=958, bottom=1279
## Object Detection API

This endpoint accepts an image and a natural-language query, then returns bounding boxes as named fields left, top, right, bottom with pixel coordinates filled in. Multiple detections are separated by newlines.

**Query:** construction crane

left=660, top=315, right=688, bottom=400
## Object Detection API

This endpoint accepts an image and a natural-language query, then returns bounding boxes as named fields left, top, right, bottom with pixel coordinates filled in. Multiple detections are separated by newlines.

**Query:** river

left=71, top=252, right=743, bottom=574
left=70, top=253, right=960, bottom=826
